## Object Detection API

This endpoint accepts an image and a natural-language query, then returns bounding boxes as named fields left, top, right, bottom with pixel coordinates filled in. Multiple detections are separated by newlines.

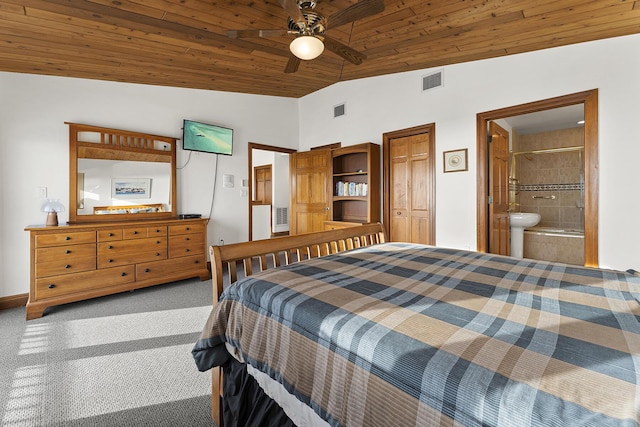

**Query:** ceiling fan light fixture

left=289, top=35, right=324, bottom=60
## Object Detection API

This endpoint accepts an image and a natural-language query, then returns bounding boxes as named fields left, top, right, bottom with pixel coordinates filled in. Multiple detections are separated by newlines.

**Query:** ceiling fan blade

left=327, top=0, right=384, bottom=29
left=228, top=29, right=291, bottom=39
left=284, top=55, right=301, bottom=73
left=280, top=0, right=306, bottom=28
left=323, top=36, right=366, bottom=65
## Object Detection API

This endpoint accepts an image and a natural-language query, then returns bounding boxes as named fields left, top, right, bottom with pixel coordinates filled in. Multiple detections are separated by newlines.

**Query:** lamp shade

left=41, top=199, right=65, bottom=213
left=41, top=199, right=65, bottom=226
left=289, top=36, right=324, bottom=60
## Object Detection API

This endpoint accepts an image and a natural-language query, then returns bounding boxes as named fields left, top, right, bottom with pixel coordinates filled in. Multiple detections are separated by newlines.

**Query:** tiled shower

left=510, top=127, right=585, bottom=265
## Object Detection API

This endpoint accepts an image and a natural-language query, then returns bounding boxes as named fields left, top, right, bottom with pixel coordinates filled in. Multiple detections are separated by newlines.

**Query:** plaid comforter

left=193, top=243, right=640, bottom=426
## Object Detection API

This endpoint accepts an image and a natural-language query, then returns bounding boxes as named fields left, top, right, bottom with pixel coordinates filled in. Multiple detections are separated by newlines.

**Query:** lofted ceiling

left=1, top=0, right=640, bottom=98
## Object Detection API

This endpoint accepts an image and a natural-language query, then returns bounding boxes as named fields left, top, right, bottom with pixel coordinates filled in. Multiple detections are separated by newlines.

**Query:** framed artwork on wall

left=443, top=149, right=468, bottom=173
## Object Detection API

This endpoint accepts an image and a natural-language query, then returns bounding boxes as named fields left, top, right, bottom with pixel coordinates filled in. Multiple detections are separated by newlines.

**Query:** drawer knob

left=156, top=240, right=161, bottom=244
left=145, top=268, right=150, bottom=273
left=195, top=260, right=199, bottom=264
left=65, top=264, right=71, bottom=269
left=108, top=233, right=114, bottom=237
left=65, top=250, right=71, bottom=254
left=185, top=248, right=190, bottom=252
left=121, top=272, right=127, bottom=277
left=185, top=237, right=190, bottom=241
left=133, top=231, right=138, bottom=235
left=155, top=229, right=160, bottom=233
left=65, top=236, right=71, bottom=240
left=156, top=252, right=160, bottom=256
left=108, top=259, right=113, bottom=263
left=186, top=227, right=190, bottom=231
left=48, top=284, right=55, bottom=289
left=108, top=245, right=113, bottom=249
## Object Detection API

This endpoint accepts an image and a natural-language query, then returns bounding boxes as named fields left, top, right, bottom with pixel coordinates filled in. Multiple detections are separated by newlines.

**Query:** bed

left=192, top=223, right=640, bottom=426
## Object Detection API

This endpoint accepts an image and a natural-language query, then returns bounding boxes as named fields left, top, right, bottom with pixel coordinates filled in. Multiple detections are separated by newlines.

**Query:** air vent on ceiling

left=422, top=70, right=443, bottom=92
left=334, top=103, right=346, bottom=118
left=276, top=207, right=288, bottom=226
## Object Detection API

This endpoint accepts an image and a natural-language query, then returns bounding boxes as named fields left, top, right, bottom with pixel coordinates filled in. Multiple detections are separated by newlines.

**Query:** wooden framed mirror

left=67, top=122, right=177, bottom=223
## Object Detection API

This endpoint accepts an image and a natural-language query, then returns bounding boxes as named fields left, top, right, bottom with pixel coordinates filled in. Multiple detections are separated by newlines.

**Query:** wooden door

left=289, top=149, right=332, bottom=234
left=384, top=125, right=435, bottom=244
left=253, top=164, right=272, bottom=204
left=488, top=121, right=510, bottom=255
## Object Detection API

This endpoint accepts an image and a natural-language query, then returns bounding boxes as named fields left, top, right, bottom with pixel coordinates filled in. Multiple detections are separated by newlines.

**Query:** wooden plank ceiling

left=1, top=0, right=639, bottom=98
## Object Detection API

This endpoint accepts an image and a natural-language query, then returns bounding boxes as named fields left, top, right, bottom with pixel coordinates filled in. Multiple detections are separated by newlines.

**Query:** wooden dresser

left=25, top=218, right=210, bottom=319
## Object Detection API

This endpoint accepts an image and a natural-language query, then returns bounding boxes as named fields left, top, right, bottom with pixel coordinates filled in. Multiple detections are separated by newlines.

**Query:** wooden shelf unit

left=330, top=143, right=380, bottom=226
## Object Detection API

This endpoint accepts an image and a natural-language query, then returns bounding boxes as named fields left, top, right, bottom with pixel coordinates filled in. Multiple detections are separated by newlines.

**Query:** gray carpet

left=0, top=278, right=217, bottom=426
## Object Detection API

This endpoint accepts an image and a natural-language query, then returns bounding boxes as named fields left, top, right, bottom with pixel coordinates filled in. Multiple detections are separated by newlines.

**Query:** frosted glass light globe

left=289, top=36, right=324, bottom=60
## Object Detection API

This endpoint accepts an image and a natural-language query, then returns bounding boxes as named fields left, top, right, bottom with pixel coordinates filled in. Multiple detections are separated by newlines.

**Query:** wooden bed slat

left=207, top=223, right=386, bottom=426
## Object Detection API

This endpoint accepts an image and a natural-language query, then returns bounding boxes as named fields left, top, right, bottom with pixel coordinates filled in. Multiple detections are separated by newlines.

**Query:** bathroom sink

left=509, top=212, right=541, bottom=228
left=509, top=212, right=541, bottom=258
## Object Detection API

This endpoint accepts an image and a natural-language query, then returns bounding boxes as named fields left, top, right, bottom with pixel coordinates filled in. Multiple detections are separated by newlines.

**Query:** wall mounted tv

left=182, top=119, right=233, bottom=156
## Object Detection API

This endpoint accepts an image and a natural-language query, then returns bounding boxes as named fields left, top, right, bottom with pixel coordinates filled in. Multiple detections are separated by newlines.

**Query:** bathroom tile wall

left=512, top=127, right=584, bottom=231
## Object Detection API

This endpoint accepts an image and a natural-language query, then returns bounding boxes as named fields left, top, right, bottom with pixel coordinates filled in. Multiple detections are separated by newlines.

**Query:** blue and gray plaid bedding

left=193, top=243, right=640, bottom=426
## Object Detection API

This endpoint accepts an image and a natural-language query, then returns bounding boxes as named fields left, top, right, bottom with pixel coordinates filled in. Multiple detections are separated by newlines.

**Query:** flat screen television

left=182, top=119, right=233, bottom=156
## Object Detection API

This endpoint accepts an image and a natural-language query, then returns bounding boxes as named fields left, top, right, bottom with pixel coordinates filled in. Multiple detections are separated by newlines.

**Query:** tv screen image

left=182, top=119, right=233, bottom=155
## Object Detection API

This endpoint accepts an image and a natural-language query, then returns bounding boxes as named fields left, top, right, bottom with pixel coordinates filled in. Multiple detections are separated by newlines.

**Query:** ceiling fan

left=227, top=0, right=384, bottom=73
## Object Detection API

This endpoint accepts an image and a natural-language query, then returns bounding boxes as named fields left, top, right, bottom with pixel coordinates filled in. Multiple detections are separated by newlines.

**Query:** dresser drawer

left=98, top=229, right=124, bottom=242
left=98, top=249, right=167, bottom=268
left=35, top=266, right=135, bottom=299
left=169, top=222, right=205, bottom=235
left=36, top=256, right=96, bottom=278
left=147, top=225, right=168, bottom=237
left=35, top=231, right=96, bottom=247
left=36, top=243, right=95, bottom=263
left=169, top=233, right=205, bottom=258
left=98, top=237, right=167, bottom=268
left=123, top=227, right=148, bottom=239
left=136, top=254, right=206, bottom=280
left=98, top=237, right=167, bottom=254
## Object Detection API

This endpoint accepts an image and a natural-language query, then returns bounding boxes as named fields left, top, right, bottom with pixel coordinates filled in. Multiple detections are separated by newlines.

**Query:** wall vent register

left=422, top=70, right=443, bottom=91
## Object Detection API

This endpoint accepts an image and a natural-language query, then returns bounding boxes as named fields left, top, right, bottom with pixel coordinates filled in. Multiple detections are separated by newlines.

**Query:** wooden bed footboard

left=207, top=223, right=386, bottom=426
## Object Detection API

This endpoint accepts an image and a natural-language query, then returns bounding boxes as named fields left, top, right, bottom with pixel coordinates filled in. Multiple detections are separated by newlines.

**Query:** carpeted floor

left=0, top=278, right=217, bottom=426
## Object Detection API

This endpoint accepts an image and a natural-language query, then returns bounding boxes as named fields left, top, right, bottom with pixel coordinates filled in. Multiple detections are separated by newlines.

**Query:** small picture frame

left=111, top=178, right=151, bottom=199
left=443, top=149, right=468, bottom=173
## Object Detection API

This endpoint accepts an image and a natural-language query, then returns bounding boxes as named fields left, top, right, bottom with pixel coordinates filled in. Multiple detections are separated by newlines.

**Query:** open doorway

left=248, top=143, right=296, bottom=241
left=476, top=89, right=599, bottom=267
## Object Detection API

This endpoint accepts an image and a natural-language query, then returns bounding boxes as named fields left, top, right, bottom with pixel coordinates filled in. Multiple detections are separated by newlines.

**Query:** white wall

left=299, top=34, right=640, bottom=272
left=0, top=73, right=298, bottom=298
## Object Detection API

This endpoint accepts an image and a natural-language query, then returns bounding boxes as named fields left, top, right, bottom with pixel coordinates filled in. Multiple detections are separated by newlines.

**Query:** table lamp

left=41, top=199, right=65, bottom=226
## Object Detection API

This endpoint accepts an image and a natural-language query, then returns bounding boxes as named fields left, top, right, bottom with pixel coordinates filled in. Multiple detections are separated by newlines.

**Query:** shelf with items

left=329, top=142, right=380, bottom=226
left=333, top=196, right=368, bottom=201
left=334, top=180, right=369, bottom=198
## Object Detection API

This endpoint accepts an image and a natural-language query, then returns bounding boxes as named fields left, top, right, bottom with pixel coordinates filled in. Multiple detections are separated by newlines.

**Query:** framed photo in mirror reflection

left=111, top=178, right=151, bottom=199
